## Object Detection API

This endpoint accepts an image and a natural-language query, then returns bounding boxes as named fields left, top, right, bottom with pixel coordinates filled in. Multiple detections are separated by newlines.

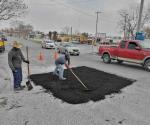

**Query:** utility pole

left=137, top=0, right=144, bottom=32
left=92, top=11, right=101, bottom=53
left=95, top=11, right=101, bottom=42
left=70, top=26, right=72, bottom=41
left=124, top=14, right=128, bottom=40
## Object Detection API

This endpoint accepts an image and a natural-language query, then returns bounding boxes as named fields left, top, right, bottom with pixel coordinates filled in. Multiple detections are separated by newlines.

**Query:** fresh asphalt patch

left=30, top=66, right=136, bottom=104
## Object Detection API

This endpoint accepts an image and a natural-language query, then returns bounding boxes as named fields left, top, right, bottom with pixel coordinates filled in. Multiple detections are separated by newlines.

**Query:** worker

left=53, top=51, right=70, bottom=80
left=8, top=41, right=29, bottom=90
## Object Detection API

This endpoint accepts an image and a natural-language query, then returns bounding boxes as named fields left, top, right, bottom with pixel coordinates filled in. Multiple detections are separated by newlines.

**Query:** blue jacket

left=55, top=55, right=70, bottom=65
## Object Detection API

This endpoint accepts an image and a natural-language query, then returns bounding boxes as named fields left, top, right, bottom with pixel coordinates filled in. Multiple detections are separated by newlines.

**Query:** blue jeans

left=53, top=64, right=64, bottom=79
left=12, top=68, right=22, bottom=88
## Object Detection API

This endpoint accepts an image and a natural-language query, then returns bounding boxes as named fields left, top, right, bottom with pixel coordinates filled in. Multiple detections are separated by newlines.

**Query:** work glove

left=24, top=60, right=30, bottom=64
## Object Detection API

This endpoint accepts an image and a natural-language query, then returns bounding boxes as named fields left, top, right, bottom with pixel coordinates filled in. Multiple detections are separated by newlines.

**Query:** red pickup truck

left=99, top=39, right=150, bottom=71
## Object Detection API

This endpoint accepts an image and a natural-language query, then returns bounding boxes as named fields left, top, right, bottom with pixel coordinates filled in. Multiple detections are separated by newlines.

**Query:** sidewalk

left=0, top=52, right=12, bottom=93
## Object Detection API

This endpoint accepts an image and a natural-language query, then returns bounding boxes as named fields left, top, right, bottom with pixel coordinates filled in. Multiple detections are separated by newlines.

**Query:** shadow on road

left=111, top=61, right=146, bottom=72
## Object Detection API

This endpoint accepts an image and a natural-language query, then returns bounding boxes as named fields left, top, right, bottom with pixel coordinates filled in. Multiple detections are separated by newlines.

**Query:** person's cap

left=12, top=41, right=22, bottom=48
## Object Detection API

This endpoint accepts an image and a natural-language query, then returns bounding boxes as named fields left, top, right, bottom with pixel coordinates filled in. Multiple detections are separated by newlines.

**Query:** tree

left=61, top=26, right=70, bottom=35
left=53, top=31, right=57, bottom=41
left=12, top=20, right=25, bottom=37
left=144, top=27, right=150, bottom=38
left=0, top=0, right=27, bottom=21
left=48, top=31, right=52, bottom=39
left=118, top=3, right=150, bottom=39
left=10, top=20, right=33, bottom=38
left=74, top=30, right=80, bottom=35
left=81, top=32, right=89, bottom=37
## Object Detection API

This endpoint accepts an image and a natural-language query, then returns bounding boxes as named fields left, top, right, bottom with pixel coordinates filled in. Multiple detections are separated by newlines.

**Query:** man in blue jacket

left=53, top=52, right=70, bottom=80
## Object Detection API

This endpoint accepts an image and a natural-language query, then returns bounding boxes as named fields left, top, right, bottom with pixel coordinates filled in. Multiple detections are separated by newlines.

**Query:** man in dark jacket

left=8, top=41, right=29, bottom=90
left=53, top=52, right=70, bottom=80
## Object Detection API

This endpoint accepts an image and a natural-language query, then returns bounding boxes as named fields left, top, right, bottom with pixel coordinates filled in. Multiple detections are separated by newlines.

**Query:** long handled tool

left=26, top=46, right=33, bottom=90
left=68, top=68, right=90, bottom=91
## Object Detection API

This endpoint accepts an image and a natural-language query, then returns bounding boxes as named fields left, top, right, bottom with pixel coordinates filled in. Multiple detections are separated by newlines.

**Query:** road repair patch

left=30, top=66, right=135, bottom=104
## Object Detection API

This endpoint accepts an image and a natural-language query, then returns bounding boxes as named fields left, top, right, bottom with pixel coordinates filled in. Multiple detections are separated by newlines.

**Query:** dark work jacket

left=8, top=47, right=26, bottom=71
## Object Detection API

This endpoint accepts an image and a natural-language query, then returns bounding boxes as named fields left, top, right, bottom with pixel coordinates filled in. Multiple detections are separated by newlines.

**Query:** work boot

left=59, top=77, right=66, bottom=80
left=53, top=71, right=59, bottom=76
left=19, top=85, right=26, bottom=89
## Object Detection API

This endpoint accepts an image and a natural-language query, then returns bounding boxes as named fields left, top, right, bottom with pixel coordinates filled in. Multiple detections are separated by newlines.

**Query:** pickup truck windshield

left=139, top=39, right=150, bottom=49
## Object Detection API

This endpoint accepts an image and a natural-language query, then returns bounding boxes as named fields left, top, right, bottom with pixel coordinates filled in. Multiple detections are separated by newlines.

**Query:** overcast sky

left=0, top=0, right=150, bottom=36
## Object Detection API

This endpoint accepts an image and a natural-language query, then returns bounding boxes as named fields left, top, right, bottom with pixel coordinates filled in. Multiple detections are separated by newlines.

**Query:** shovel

left=26, top=46, right=33, bottom=90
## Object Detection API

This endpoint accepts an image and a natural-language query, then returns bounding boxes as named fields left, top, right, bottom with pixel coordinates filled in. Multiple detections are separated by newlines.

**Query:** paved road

left=0, top=37, right=150, bottom=125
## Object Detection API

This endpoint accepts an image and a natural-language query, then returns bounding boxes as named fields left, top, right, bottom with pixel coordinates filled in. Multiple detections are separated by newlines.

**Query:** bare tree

left=0, top=0, right=27, bottom=20
left=118, top=3, right=150, bottom=39
left=144, top=27, right=150, bottom=38
left=53, top=31, right=57, bottom=41
left=74, top=30, right=80, bottom=35
left=48, top=31, right=52, bottom=40
left=10, top=20, right=33, bottom=38
left=61, top=26, right=70, bottom=35
left=23, top=24, right=33, bottom=38
left=81, top=32, right=89, bottom=38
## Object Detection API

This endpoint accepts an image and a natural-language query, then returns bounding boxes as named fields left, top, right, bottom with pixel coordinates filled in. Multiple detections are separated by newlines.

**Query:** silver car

left=57, top=42, right=80, bottom=56
left=41, top=40, right=56, bottom=49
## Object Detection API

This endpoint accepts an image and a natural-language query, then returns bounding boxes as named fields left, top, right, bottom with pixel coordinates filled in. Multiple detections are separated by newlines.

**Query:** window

left=128, top=42, right=138, bottom=50
left=120, top=41, right=127, bottom=48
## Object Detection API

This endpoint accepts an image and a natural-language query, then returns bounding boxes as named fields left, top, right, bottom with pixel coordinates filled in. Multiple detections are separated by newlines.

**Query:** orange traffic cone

left=38, top=52, right=44, bottom=61
left=53, top=51, right=59, bottom=60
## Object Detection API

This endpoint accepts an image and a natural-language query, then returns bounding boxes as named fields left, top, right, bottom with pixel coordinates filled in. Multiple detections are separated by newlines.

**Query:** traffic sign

left=135, top=32, right=145, bottom=41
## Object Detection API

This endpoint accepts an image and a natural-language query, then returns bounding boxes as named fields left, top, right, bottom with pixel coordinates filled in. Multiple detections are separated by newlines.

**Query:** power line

left=50, top=0, right=95, bottom=17
left=49, top=0, right=117, bottom=24
left=31, top=0, right=117, bottom=24
left=28, top=0, right=118, bottom=29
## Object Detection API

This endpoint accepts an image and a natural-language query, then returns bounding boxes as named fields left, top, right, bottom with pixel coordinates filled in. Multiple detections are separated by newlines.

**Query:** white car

left=57, top=42, right=80, bottom=56
left=41, top=40, right=56, bottom=49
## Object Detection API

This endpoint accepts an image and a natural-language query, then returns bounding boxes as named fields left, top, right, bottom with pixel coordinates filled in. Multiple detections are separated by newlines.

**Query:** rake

left=68, top=67, right=91, bottom=91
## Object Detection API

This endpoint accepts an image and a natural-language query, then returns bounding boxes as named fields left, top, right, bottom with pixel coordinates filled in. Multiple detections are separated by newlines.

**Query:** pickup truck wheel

left=144, top=59, right=150, bottom=71
left=102, top=53, right=111, bottom=63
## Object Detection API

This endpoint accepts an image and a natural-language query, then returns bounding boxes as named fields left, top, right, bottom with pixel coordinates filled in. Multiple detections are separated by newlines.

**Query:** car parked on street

left=41, top=40, right=56, bottom=49
left=57, top=42, right=80, bottom=56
